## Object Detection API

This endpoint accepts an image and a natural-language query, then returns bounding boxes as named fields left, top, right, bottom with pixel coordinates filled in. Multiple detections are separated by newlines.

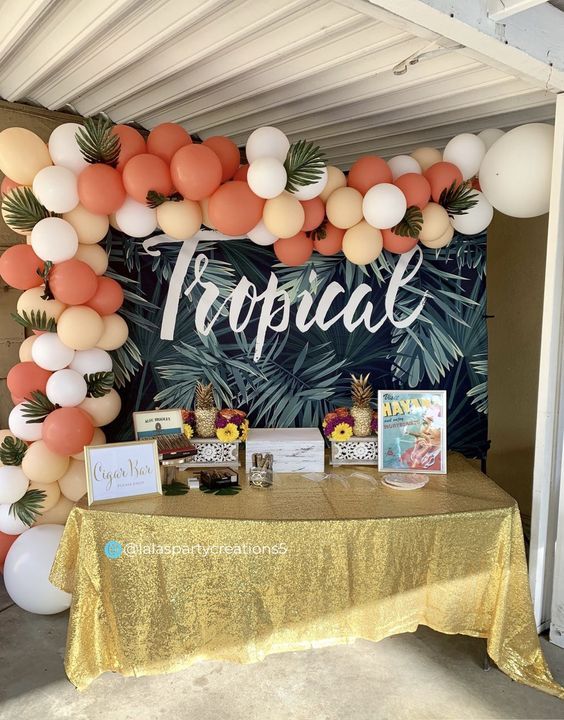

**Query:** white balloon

left=8, top=404, right=43, bottom=443
left=247, top=219, right=277, bottom=246
left=0, top=466, right=29, bottom=504
left=443, top=133, right=486, bottom=180
left=451, top=191, right=494, bottom=235
left=388, top=155, right=422, bottom=180
left=362, top=183, right=407, bottom=229
left=48, top=123, right=89, bottom=175
left=31, top=217, right=78, bottom=263
left=4, top=524, right=72, bottom=614
left=477, top=128, right=505, bottom=151
left=246, top=126, right=290, bottom=164
left=479, top=123, right=554, bottom=218
left=69, top=348, right=113, bottom=375
left=32, top=332, right=75, bottom=372
left=247, top=157, right=287, bottom=199
left=32, top=165, right=79, bottom=213
left=291, top=166, right=329, bottom=200
left=115, top=196, right=158, bottom=238
left=46, top=369, right=87, bottom=407
left=0, top=503, right=29, bottom=535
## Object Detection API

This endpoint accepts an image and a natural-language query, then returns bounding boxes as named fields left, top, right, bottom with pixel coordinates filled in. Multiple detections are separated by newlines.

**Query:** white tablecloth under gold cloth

left=50, top=453, right=563, bottom=696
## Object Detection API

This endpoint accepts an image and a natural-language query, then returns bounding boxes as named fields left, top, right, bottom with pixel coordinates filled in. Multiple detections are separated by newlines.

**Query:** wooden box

left=245, top=428, right=325, bottom=473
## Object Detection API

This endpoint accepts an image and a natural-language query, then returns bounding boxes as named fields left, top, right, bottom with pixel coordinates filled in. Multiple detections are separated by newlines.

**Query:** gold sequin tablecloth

left=50, top=453, right=563, bottom=695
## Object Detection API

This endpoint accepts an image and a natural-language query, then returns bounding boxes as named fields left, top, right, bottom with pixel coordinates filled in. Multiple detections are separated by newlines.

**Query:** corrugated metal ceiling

left=0, top=0, right=557, bottom=168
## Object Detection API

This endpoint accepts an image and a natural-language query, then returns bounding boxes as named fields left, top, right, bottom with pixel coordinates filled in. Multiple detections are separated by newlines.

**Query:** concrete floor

left=0, top=578, right=563, bottom=720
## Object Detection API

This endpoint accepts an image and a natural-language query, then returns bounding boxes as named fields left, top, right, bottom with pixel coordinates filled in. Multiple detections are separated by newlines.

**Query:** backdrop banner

left=107, top=229, right=488, bottom=458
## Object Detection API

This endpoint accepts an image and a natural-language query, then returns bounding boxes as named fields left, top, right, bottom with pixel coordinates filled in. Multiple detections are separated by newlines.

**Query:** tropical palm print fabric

left=106, top=230, right=488, bottom=458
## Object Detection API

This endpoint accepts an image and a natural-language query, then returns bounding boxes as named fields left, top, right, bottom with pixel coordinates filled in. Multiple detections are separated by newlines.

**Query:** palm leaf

left=2, top=187, right=53, bottom=232
left=393, top=206, right=423, bottom=238
left=10, top=488, right=46, bottom=527
left=284, top=140, right=325, bottom=193
left=0, top=436, right=27, bottom=466
left=11, top=309, right=57, bottom=332
left=85, top=371, right=114, bottom=398
left=162, top=481, right=189, bottom=496
left=75, top=116, right=120, bottom=167
left=146, top=191, right=183, bottom=209
left=439, top=181, right=479, bottom=217
left=20, top=390, right=57, bottom=423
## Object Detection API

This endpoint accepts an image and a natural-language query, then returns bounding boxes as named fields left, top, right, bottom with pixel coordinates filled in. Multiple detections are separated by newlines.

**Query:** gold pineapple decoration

left=194, top=381, right=218, bottom=438
left=350, top=373, right=373, bottom=437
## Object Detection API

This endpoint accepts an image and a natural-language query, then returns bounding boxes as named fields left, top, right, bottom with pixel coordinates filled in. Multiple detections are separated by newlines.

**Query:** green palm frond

left=20, top=390, right=58, bottom=423
left=439, top=181, right=479, bottom=216
left=284, top=140, right=325, bottom=193
left=10, top=488, right=46, bottom=527
left=75, top=116, right=120, bottom=167
left=0, top=436, right=27, bottom=466
left=11, top=310, right=57, bottom=332
left=110, top=337, right=143, bottom=388
left=146, top=191, right=183, bottom=209
left=200, top=485, right=241, bottom=496
left=393, top=206, right=423, bottom=238
left=85, top=371, right=114, bottom=398
left=162, top=481, right=189, bottom=496
left=2, top=187, right=53, bottom=232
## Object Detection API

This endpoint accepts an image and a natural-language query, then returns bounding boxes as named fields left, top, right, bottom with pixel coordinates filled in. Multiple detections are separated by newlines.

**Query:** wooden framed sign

left=85, top=440, right=162, bottom=506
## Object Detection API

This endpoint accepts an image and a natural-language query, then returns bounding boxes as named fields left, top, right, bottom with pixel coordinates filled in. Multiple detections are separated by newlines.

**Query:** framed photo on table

left=377, top=390, right=447, bottom=474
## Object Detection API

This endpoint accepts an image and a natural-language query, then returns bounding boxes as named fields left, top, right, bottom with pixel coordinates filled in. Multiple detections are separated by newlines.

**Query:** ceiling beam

left=487, top=0, right=548, bottom=22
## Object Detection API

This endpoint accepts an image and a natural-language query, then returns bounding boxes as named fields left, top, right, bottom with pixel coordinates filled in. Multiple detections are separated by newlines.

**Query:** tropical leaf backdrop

left=105, top=229, right=488, bottom=459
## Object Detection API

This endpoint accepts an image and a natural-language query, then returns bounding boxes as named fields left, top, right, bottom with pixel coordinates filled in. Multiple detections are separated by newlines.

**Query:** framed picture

left=85, top=440, right=162, bottom=506
left=377, top=390, right=447, bottom=474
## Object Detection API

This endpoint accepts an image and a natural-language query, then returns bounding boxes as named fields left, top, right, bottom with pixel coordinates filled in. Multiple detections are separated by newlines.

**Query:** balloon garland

left=0, top=115, right=555, bottom=614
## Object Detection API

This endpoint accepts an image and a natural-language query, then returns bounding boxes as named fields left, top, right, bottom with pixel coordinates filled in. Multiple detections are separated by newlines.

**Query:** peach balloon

left=411, top=147, right=442, bottom=172
left=313, top=222, right=344, bottom=256
left=419, top=203, right=451, bottom=244
left=347, top=156, right=392, bottom=194
left=43, top=408, right=94, bottom=457
left=49, top=259, right=98, bottom=305
left=147, top=123, right=192, bottom=164
left=63, top=204, right=109, bottom=245
left=300, top=197, right=325, bottom=232
left=19, top=336, right=36, bottom=362
left=28, top=481, right=60, bottom=513
left=22, top=440, right=69, bottom=485
left=112, top=125, right=146, bottom=171
left=319, top=166, right=346, bottom=202
left=203, top=136, right=240, bottom=182
left=263, top=192, right=305, bottom=239
left=86, top=277, right=124, bottom=316
left=17, top=286, right=66, bottom=323
left=57, top=306, right=104, bottom=350
left=7, top=362, right=51, bottom=401
left=157, top=199, right=202, bottom=240
left=122, top=153, right=173, bottom=205
left=233, top=164, right=249, bottom=181
left=394, top=173, right=431, bottom=209
left=208, top=182, right=265, bottom=236
left=420, top=223, right=454, bottom=249
left=326, top=186, right=363, bottom=229
left=34, top=495, right=75, bottom=525
left=382, top=228, right=420, bottom=254
left=73, top=243, right=109, bottom=275
left=72, top=427, right=106, bottom=461
left=77, top=164, right=125, bottom=215
left=58, top=458, right=87, bottom=502
left=0, top=244, right=44, bottom=290
left=0, top=128, right=52, bottom=185
left=79, top=389, right=122, bottom=427
left=342, top=221, right=383, bottom=265
left=273, top=232, right=314, bottom=266
left=424, top=162, right=463, bottom=203
left=170, top=144, right=222, bottom=201
left=96, top=313, right=129, bottom=351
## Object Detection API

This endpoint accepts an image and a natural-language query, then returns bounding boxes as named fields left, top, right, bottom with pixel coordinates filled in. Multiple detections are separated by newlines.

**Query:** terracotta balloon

left=411, top=147, right=442, bottom=172
left=17, top=286, right=66, bottom=324
left=1, top=176, right=20, bottom=196
left=28, top=481, right=61, bottom=513
left=7, top=362, right=51, bottom=401
left=77, top=164, right=125, bottom=215
left=157, top=199, right=202, bottom=240
left=42, top=407, right=94, bottom=456
left=273, top=232, right=314, bottom=266
left=96, top=313, right=129, bottom=351
left=18, top=336, right=36, bottom=362
left=382, top=228, right=420, bottom=254
left=0, top=244, right=44, bottom=290
left=208, top=182, right=265, bottom=236
left=233, top=164, right=249, bottom=181
left=122, top=153, right=173, bottom=205
left=63, top=204, right=109, bottom=245
left=300, top=197, right=325, bottom=232
left=72, top=427, right=105, bottom=461
left=34, top=495, right=75, bottom=526
left=112, top=125, right=146, bottom=171
left=147, top=123, right=192, bottom=164
left=313, top=222, right=344, bottom=256
left=342, top=221, right=383, bottom=265
left=263, top=192, right=305, bottom=239
left=200, top=197, right=215, bottom=229
left=424, top=162, right=463, bottom=203
left=22, top=440, right=69, bottom=485
left=394, top=173, right=431, bottom=209
left=0, top=531, right=17, bottom=573
left=326, top=186, right=363, bottom=229
left=73, top=243, right=109, bottom=276
left=347, top=156, right=392, bottom=194
left=79, top=389, right=122, bottom=427
left=86, top=277, right=124, bottom=316
left=170, top=144, right=222, bottom=201
left=203, top=136, right=240, bottom=182
left=419, top=203, right=451, bottom=244
left=319, top=166, right=347, bottom=202
left=49, top=259, right=98, bottom=306
left=58, top=459, right=87, bottom=502
left=57, top=306, right=104, bottom=351
left=0, top=128, right=52, bottom=184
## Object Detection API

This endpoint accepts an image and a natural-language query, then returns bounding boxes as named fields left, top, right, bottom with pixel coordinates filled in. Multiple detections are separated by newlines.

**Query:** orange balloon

left=77, top=164, right=125, bottom=215
left=274, top=232, right=314, bottom=266
left=0, top=244, right=44, bottom=290
left=170, top=144, right=222, bottom=201
left=86, top=276, right=124, bottom=316
left=49, top=259, right=98, bottom=305
left=424, top=162, right=463, bottom=203
left=233, top=164, right=249, bottom=181
left=382, top=228, right=420, bottom=254
left=1, top=176, right=20, bottom=196
left=42, top=407, right=94, bottom=456
left=0, top=531, right=17, bottom=573
left=300, top=197, right=325, bottom=232
left=122, top=153, right=173, bottom=205
left=347, top=156, right=392, bottom=194
left=147, top=123, right=192, bottom=164
left=112, top=125, right=146, bottom=171
left=313, top=222, right=344, bottom=256
left=394, top=173, right=431, bottom=209
left=208, top=181, right=264, bottom=235
left=7, top=362, right=51, bottom=400
left=203, top=136, right=240, bottom=182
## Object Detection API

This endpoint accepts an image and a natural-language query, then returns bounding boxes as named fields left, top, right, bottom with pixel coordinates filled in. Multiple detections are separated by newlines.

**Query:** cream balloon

left=32, top=165, right=79, bottom=213
left=477, top=128, right=505, bottom=151
left=290, top=166, right=329, bottom=201
left=342, top=221, right=383, bottom=265
left=420, top=223, right=454, bottom=249
left=57, top=306, right=104, bottom=351
left=157, top=199, right=202, bottom=239
left=411, top=147, right=442, bottom=172
left=247, top=219, right=277, bottom=246
left=17, top=286, right=66, bottom=324
left=247, top=157, right=287, bottom=199
left=115, top=196, right=158, bottom=238
left=46, top=369, right=88, bottom=407
left=0, top=466, right=29, bottom=504
left=388, top=155, right=422, bottom=180
left=63, top=204, right=109, bottom=245
left=0, top=127, right=52, bottom=185
left=31, top=217, right=78, bottom=263
left=96, top=314, right=129, bottom=351
left=28, top=481, right=60, bottom=513
left=451, top=191, right=493, bottom=235
left=18, top=335, right=36, bottom=362
left=79, top=389, right=121, bottom=427
left=263, top=192, right=305, bottom=238
left=58, top=459, right=87, bottom=502
left=362, top=184, right=407, bottom=229
left=8, top=404, right=43, bottom=442
left=31, top=332, right=74, bottom=372
left=22, top=440, right=69, bottom=485
left=325, top=187, right=363, bottom=229
left=73, top=243, right=109, bottom=275
left=418, top=203, right=451, bottom=244
left=443, top=133, right=486, bottom=181
left=69, top=348, right=113, bottom=375
left=48, top=123, right=89, bottom=175
left=246, top=126, right=290, bottom=164
left=34, top=495, right=75, bottom=526
left=319, top=166, right=346, bottom=202
left=479, top=123, right=554, bottom=218
left=71, top=427, right=105, bottom=461
left=0, top=503, right=29, bottom=535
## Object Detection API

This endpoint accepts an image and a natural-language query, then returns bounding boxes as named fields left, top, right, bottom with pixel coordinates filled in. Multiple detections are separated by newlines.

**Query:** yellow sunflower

left=216, top=422, right=240, bottom=443
left=183, top=424, right=194, bottom=439
left=331, top=422, right=353, bottom=442
left=239, top=419, right=249, bottom=441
